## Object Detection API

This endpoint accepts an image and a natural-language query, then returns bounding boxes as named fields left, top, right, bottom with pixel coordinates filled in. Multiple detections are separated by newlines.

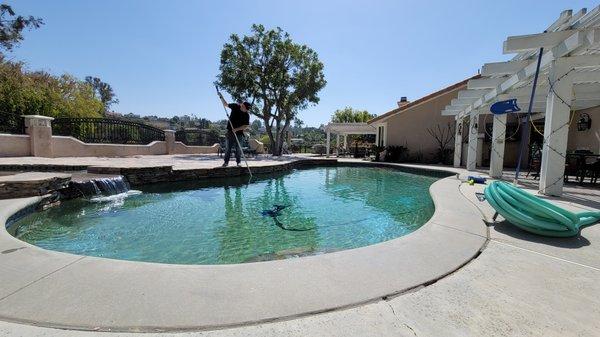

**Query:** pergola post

left=453, top=118, right=463, bottom=167
left=326, top=131, right=331, bottom=157
left=489, top=113, right=507, bottom=178
left=539, top=59, right=573, bottom=196
left=336, top=134, right=340, bottom=156
left=343, top=134, right=348, bottom=150
left=466, top=112, right=479, bottom=171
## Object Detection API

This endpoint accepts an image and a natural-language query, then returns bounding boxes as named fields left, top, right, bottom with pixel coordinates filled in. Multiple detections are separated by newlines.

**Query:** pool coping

left=0, top=160, right=489, bottom=332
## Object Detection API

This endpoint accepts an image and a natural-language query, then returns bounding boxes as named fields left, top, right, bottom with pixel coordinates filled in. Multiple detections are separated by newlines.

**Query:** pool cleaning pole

left=215, top=85, right=253, bottom=179
left=514, top=46, right=544, bottom=185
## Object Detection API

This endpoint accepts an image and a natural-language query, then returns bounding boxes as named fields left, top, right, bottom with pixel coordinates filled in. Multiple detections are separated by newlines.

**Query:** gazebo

left=322, top=123, right=377, bottom=157
left=441, top=7, right=600, bottom=196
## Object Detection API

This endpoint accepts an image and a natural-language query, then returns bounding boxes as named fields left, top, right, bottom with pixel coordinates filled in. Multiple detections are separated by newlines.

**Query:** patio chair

left=241, top=137, right=257, bottom=158
left=564, top=154, right=584, bottom=184
left=525, top=143, right=542, bottom=179
left=580, top=158, right=600, bottom=185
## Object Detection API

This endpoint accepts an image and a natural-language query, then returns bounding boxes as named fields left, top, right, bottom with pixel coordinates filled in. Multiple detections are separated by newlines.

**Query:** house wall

left=384, top=85, right=462, bottom=163
left=568, top=105, right=600, bottom=153
left=480, top=113, right=523, bottom=168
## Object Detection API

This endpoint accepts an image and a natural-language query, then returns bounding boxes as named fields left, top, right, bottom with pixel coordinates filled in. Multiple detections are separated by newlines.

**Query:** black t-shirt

left=227, top=103, right=250, bottom=133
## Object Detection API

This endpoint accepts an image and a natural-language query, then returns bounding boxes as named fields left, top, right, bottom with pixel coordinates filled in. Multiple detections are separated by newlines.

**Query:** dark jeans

left=223, top=130, right=242, bottom=165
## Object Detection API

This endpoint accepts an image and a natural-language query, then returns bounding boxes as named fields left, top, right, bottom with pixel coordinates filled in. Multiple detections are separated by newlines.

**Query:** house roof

left=368, top=74, right=480, bottom=124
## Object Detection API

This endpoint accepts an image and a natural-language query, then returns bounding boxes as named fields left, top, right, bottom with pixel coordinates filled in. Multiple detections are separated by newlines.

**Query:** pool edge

left=0, top=160, right=489, bottom=332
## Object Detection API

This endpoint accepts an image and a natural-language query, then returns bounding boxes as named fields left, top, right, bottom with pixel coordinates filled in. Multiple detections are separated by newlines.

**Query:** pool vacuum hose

left=484, top=181, right=600, bottom=237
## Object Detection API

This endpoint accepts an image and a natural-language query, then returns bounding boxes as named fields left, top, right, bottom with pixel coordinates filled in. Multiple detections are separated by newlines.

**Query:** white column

left=336, top=134, right=340, bottom=156
left=453, top=118, right=463, bottom=167
left=539, top=59, right=573, bottom=196
left=489, top=113, right=507, bottom=178
left=343, top=134, right=348, bottom=150
left=466, top=112, right=479, bottom=171
left=326, top=131, right=331, bottom=157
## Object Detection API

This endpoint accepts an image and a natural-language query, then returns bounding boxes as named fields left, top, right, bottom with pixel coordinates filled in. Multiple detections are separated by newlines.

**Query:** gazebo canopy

left=322, top=123, right=376, bottom=157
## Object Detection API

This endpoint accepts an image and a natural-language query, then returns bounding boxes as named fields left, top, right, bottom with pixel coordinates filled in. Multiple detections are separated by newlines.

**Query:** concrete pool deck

left=0, top=155, right=599, bottom=336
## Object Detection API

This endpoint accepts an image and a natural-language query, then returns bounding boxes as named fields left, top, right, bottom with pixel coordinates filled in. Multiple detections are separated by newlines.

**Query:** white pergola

left=442, top=7, right=600, bottom=196
left=322, top=123, right=377, bottom=157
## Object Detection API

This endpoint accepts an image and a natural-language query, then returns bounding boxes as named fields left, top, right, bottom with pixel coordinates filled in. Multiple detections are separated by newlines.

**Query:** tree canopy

left=331, top=107, right=375, bottom=123
left=0, top=4, right=43, bottom=53
left=85, top=76, right=119, bottom=113
left=216, top=24, right=326, bottom=155
left=0, top=56, right=104, bottom=131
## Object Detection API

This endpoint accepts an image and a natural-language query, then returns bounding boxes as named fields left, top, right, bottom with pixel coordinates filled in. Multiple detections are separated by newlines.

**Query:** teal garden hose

left=484, top=181, right=600, bottom=237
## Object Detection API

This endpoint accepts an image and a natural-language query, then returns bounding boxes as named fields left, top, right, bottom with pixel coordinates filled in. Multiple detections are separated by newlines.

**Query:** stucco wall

left=52, top=136, right=167, bottom=157
left=384, top=86, right=461, bottom=163
left=568, top=105, right=600, bottom=153
left=0, top=134, right=31, bottom=157
left=172, top=142, right=220, bottom=154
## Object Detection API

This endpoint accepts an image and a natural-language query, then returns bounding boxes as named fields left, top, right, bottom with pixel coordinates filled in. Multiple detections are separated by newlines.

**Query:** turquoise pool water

left=11, top=166, right=439, bottom=264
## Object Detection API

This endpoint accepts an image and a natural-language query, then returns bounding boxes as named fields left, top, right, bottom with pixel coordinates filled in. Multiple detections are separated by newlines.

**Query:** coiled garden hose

left=484, top=181, right=600, bottom=237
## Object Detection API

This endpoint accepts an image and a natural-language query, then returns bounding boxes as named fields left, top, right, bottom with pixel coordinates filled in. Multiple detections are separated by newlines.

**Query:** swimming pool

left=10, top=166, right=439, bottom=264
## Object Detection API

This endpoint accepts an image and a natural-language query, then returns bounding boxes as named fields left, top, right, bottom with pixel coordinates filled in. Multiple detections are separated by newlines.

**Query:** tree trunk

left=264, top=119, right=276, bottom=155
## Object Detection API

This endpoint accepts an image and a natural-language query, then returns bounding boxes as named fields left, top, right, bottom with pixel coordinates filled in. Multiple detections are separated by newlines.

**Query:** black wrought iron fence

left=175, top=129, right=220, bottom=146
left=0, top=114, right=25, bottom=134
left=52, top=118, right=165, bottom=144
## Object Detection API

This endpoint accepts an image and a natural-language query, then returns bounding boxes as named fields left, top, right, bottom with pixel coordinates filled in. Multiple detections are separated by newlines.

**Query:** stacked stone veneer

left=89, top=159, right=338, bottom=186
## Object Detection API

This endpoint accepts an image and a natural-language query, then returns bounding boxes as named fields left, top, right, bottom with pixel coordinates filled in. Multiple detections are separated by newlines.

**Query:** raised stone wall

left=88, top=159, right=338, bottom=186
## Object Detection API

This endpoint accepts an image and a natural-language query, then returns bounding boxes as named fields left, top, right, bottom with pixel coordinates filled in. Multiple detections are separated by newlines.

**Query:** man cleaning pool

left=217, top=91, right=251, bottom=167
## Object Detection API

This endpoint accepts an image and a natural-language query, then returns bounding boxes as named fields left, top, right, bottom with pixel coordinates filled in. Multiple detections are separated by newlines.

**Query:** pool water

left=11, top=166, right=439, bottom=264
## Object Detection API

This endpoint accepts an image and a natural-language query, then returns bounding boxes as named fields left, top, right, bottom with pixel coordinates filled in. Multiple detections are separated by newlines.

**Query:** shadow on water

left=490, top=220, right=591, bottom=249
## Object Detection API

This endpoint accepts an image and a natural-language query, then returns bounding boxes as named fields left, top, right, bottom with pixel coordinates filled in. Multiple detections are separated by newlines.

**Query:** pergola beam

left=467, top=77, right=509, bottom=89
left=451, top=98, right=478, bottom=106
left=481, top=61, right=529, bottom=76
left=456, top=27, right=600, bottom=120
left=571, top=69, right=600, bottom=83
left=458, top=89, right=491, bottom=99
left=503, top=30, right=579, bottom=54
left=562, top=54, right=600, bottom=68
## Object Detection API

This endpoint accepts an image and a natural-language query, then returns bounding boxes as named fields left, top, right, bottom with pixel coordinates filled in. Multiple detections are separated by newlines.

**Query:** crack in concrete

left=386, top=302, right=418, bottom=336
left=0, top=256, right=86, bottom=303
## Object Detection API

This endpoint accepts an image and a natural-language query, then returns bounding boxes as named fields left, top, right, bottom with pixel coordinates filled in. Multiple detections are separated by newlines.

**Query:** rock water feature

left=64, top=176, right=140, bottom=201
left=71, top=176, right=130, bottom=197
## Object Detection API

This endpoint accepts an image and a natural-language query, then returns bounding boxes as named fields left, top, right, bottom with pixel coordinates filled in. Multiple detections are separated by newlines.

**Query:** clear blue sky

left=7, top=0, right=596, bottom=126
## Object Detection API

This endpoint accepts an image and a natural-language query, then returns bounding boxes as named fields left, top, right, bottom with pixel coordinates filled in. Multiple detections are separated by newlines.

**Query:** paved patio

left=0, top=154, right=306, bottom=170
left=0, top=158, right=598, bottom=336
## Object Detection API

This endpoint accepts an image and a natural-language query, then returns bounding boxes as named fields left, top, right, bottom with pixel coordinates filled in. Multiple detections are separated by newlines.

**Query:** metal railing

left=52, top=118, right=165, bottom=144
left=175, top=129, right=220, bottom=146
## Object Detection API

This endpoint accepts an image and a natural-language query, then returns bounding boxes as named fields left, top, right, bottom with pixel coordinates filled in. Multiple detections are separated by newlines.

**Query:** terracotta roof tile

left=368, top=74, right=481, bottom=124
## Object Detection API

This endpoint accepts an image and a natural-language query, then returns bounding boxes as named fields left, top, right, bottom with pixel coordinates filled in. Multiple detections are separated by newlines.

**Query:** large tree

left=0, top=56, right=103, bottom=131
left=0, top=4, right=43, bottom=53
left=216, top=24, right=326, bottom=155
left=85, top=76, right=118, bottom=113
left=331, top=107, right=375, bottom=123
